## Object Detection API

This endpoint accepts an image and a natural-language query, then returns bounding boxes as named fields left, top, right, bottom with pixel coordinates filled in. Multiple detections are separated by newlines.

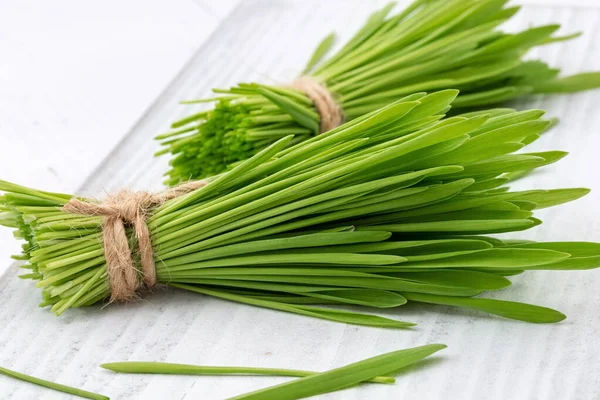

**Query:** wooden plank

left=0, top=0, right=240, bottom=269
left=0, top=1, right=599, bottom=399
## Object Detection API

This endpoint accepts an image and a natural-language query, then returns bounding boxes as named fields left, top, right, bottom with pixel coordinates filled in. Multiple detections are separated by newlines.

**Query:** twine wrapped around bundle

left=62, top=181, right=207, bottom=301
left=57, top=75, right=343, bottom=303
left=3, top=92, right=599, bottom=325
left=291, top=76, right=344, bottom=133
left=157, top=1, right=600, bottom=186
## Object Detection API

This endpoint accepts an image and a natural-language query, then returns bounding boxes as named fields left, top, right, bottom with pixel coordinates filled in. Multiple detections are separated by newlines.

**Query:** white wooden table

left=1, top=1, right=599, bottom=399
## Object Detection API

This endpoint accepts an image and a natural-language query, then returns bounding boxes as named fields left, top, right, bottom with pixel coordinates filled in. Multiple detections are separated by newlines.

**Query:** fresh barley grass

left=0, top=365, right=108, bottom=400
left=1, top=345, right=445, bottom=399
left=100, top=362, right=395, bottom=384
left=156, top=0, right=600, bottom=184
left=1, top=91, right=598, bottom=326
left=227, top=344, right=446, bottom=400
left=101, top=344, right=445, bottom=400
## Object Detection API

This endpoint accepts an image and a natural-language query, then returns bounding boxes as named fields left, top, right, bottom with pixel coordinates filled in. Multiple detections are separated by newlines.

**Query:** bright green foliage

left=156, top=0, right=600, bottom=184
left=100, top=361, right=395, bottom=384
left=1, top=344, right=442, bottom=399
left=228, top=344, right=446, bottom=400
left=1, top=91, right=598, bottom=326
left=102, top=344, right=445, bottom=400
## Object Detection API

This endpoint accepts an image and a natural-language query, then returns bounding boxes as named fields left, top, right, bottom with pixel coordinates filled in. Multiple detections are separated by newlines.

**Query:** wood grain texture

left=0, top=0, right=239, bottom=269
left=0, top=1, right=599, bottom=399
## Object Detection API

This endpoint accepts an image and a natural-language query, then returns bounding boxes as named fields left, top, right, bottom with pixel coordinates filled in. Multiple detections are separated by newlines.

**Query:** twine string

left=62, top=180, right=207, bottom=301
left=291, top=76, right=344, bottom=133
left=61, top=78, right=340, bottom=301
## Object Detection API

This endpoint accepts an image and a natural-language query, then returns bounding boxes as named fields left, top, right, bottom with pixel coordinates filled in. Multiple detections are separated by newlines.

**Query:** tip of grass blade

left=180, top=97, right=221, bottom=104
left=510, top=305, right=567, bottom=324
left=425, top=343, right=447, bottom=352
left=228, top=343, right=447, bottom=400
left=405, top=293, right=567, bottom=323
left=394, top=321, right=417, bottom=328
left=99, top=363, right=118, bottom=372
left=373, top=376, right=396, bottom=384
left=549, top=310, right=567, bottom=323
left=153, top=148, right=170, bottom=157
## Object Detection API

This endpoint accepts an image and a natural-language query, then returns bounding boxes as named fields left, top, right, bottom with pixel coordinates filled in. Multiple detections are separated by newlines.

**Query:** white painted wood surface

left=0, top=0, right=239, bottom=268
left=0, top=1, right=599, bottom=399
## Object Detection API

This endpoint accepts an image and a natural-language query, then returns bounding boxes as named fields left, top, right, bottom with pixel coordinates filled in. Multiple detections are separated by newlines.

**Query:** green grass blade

left=533, top=72, right=600, bottom=93
left=170, top=283, right=415, bottom=328
left=403, top=292, right=566, bottom=323
left=228, top=344, right=447, bottom=400
left=100, top=361, right=394, bottom=384
left=303, top=33, right=336, bottom=73
left=0, top=365, right=108, bottom=400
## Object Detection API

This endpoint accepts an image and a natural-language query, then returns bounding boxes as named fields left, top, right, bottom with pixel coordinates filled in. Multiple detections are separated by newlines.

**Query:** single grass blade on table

left=100, top=344, right=446, bottom=400
left=228, top=344, right=447, bottom=400
left=100, top=362, right=395, bottom=384
left=1, top=90, right=599, bottom=327
left=155, top=0, right=600, bottom=185
left=0, top=365, right=109, bottom=400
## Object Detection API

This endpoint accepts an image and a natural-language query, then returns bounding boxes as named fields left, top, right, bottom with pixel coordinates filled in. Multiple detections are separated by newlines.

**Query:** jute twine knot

left=62, top=180, right=207, bottom=302
left=59, top=78, right=339, bottom=302
left=291, top=76, right=344, bottom=133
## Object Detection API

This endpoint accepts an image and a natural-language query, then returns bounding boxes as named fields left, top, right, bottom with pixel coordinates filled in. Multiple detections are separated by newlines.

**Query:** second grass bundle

left=156, top=0, right=600, bottom=184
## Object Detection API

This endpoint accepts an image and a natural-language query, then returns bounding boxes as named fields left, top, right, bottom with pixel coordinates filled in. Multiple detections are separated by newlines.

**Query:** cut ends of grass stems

left=1, top=89, right=599, bottom=328
left=157, top=0, right=600, bottom=184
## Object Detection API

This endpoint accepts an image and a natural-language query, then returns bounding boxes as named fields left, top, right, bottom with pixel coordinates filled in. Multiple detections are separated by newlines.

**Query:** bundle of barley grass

left=1, top=90, right=598, bottom=327
left=156, top=0, right=600, bottom=184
